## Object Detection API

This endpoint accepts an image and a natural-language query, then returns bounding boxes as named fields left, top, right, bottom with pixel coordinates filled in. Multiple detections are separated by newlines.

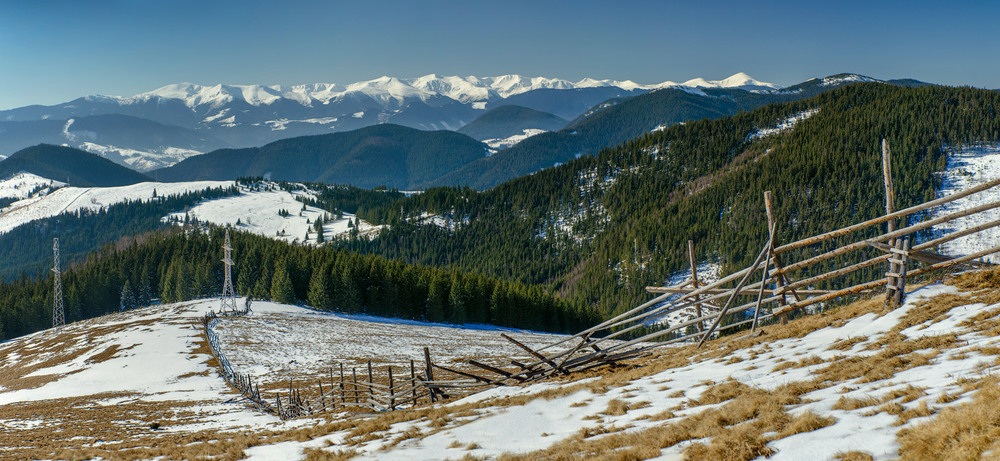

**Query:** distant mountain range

left=0, top=73, right=777, bottom=171
left=0, top=73, right=933, bottom=190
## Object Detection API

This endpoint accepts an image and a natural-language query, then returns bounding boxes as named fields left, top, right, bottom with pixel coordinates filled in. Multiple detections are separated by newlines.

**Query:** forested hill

left=0, top=228, right=597, bottom=342
left=151, top=124, right=489, bottom=189
left=457, top=105, right=568, bottom=141
left=0, top=144, right=152, bottom=187
left=331, top=83, right=1000, bottom=318
left=427, top=83, right=832, bottom=189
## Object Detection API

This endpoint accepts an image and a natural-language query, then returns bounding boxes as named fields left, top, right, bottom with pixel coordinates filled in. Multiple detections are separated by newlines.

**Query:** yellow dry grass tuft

left=897, top=377, right=1000, bottom=460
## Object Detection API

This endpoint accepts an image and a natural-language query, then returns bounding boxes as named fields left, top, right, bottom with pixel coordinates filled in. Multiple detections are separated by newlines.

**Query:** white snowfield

left=0, top=176, right=379, bottom=245
left=0, top=178, right=231, bottom=235
left=0, top=172, right=64, bottom=202
left=0, top=299, right=284, bottom=433
left=164, top=185, right=382, bottom=244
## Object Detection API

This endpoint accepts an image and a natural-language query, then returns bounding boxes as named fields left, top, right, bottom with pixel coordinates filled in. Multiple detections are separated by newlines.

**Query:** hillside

left=4, top=268, right=1000, bottom=459
left=335, top=83, right=1000, bottom=317
left=0, top=144, right=152, bottom=187
left=151, top=124, right=489, bottom=189
left=431, top=86, right=812, bottom=189
left=0, top=114, right=225, bottom=171
left=458, top=105, right=568, bottom=141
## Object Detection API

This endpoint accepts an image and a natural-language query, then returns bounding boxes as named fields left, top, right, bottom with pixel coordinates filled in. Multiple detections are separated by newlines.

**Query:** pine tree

left=120, top=280, right=136, bottom=311
left=307, top=266, right=332, bottom=310
left=270, top=260, right=296, bottom=304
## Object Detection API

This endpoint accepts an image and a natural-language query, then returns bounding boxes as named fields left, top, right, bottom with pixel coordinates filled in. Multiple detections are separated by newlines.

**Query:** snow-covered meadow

left=244, top=277, right=1000, bottom=460
left=0, top=176, right=231, bottom=234
left=163, top=185, right=382, bottom=245
left=929, top=143, right=1000, bottom=263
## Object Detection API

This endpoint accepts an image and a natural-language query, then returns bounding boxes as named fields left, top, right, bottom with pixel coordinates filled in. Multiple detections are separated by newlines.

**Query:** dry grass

left=495, top=379, right=832, bottom=461
left=772, top=355, right=826, bottom=371
left=833, top=451, right=874, bottom=461
left=897, top=377, right=1000, bottom=460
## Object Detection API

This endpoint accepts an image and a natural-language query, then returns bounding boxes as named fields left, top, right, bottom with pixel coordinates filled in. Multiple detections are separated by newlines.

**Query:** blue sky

left=1, top=0, right=998, bottom=109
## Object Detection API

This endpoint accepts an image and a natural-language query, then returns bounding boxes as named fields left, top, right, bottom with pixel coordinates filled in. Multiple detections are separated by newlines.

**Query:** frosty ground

left=3, top=269, right=1000, bottom=459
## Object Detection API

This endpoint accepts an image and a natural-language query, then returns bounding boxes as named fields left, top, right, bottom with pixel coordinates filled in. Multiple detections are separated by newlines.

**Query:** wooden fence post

left=388, top=365, right=395, bottom=410
left=688, top=239, right=703, bottom=332
left=424, top=347, right=436, bottom=402
left=410, top=359, right=417, bottom=406
left=883, top=138, right=899, bottom=306
left=367, top=361, right=374, bottom=405
left=318, top=379, right=326, bottom=412
left=352, top=367, right=358, bottom=404
left=764, top=191, right=790, bottom=324
left=339, top=364, right=345, bottom=405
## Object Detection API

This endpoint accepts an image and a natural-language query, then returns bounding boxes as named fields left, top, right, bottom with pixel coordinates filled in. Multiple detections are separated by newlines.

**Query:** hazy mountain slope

left=458, top=105, right=568, bottom=141
left=152, top=124, right=488, bottom=189
left=0, top=144, right=152, bottom=187
left=337, top=83, right=1000, bottom=318
left=430, top=87, right=805, bottom=189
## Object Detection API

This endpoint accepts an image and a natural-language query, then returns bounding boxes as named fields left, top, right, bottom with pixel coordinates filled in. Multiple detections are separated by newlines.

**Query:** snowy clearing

left=930, top=143, right=1000, bottom=263
left=483, top=128, right=548, bottom=150
left=749, top=108, right=820, bottom=140
left=0, top=179, right=231, bottom=235
left=164, top=185, right=382, bottom=244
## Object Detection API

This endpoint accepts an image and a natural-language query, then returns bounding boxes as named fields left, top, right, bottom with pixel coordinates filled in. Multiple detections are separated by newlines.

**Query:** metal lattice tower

left=52, top=238, right=65, bottom=329
left=220, top=229, right=239, bottom=314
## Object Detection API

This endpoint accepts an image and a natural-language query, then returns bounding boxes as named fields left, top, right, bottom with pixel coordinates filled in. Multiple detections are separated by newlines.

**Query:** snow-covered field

left=4, top=272, right=1000, bottom=459
left=213, top=302, right=570, bottom=383
left=0, top=178, right=231, bottom=234
left=0, top=175, right=380, bottom=244
left=930, top=143, right=1000, bottom=263
left=0, top=172, right=63, bottom=203
left=244, top=277, right=1000, bottom=460
left=0, top=299, right=291, bottom=458
left=164, top=185, right=382, bottom=244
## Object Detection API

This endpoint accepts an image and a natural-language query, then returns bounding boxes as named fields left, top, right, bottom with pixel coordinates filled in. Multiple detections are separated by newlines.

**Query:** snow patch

left=749, top=108, right=820, bottom=140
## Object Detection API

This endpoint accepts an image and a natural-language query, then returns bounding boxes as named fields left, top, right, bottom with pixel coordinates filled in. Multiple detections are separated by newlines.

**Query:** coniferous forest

left=3, top=83, right=999, bottom=342
left=321, top=84, right=1000, bottom=319
left=0, top=227, right=598, bottom=341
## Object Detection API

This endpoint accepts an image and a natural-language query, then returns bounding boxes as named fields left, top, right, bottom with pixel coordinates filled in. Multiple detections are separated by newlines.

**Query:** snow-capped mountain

left=117, top=73, right=777, bottom=110
left=0, top=73, right=789, bottom=171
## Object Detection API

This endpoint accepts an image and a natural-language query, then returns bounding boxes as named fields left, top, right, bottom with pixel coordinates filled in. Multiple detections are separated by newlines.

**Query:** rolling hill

left=0, top=144, right=152, bottom=187
left=457, top=105, right=568, bottom=142
left=150, top=124, right=489, bottom=189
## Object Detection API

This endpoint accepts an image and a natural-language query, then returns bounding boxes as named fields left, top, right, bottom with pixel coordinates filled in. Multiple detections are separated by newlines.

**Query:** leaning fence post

left=424, top=347, right=437, bottom=402
left=764, top=191, right=790, bottom=324
left=688, top=239, right=704, bottom=332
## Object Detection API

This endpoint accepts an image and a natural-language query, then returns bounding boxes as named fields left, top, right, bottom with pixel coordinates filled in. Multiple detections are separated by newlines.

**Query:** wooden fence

left=198, top=140, right=1000, bottom=417
left=466, top=139, right=1000, bottom=381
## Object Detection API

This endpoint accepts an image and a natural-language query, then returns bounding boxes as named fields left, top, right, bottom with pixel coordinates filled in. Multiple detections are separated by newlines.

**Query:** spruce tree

left=270, top=260, right=296, bottom=304
left=120, top=280, right=135, bottom=311
left=307, top=266, right=332, bottom=310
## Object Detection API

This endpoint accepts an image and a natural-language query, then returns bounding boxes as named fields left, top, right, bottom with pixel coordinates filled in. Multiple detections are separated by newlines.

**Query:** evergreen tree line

left=0, top=227, right=599, bottom=342
left=318, top=84, right=1000, bottom=320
